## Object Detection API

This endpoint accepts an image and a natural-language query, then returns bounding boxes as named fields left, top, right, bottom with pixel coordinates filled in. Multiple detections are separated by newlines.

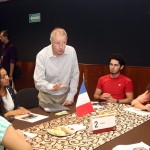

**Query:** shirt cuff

left=66, top=93, right=74, bottom=102
left=48, top=83, right=54, bottom=90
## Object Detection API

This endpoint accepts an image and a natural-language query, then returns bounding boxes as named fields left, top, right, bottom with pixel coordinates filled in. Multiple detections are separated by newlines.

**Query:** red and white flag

left=76, top=81, right=94, bottom=117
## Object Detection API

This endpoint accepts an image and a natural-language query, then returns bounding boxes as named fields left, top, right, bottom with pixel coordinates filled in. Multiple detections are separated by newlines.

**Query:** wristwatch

left=116, top=99, right=119, bottom=103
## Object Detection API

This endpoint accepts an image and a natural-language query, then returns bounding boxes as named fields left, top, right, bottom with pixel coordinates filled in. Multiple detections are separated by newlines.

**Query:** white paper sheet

left=112, top=141, right=150, bottom=150
left=124, top=107, right=150, bottom=116
left=15, top=113, right=49, bottom=123
left=23, top=131, right=37, bottom=140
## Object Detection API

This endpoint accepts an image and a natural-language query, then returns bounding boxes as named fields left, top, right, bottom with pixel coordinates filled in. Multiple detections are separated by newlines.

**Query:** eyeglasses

left=0, top=74, right=8, bottom=80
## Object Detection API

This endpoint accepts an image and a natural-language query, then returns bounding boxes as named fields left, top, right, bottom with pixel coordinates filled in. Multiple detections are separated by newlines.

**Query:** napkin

left=67, top=124, right=86, bottom=131
left=23, top=131, right=37, bottom=140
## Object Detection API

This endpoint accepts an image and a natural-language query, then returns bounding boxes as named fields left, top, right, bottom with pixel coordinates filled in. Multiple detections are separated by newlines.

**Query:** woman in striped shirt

left=0, top=116, right=32, bottom=150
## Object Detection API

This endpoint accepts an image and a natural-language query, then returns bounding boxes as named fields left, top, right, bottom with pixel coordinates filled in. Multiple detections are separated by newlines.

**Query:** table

left=13, top=104, right=150, bottom=150
left=13, top=105, right=76, bottom=130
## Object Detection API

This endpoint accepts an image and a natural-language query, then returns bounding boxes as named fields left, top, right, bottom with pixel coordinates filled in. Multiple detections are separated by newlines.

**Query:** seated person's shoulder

left=100, top=74, right=109, bottom=80
left=120, top=75, right=133, bottom=87
left=121, top=74, right=132, bottom=81
left=0, top=116, right=11, bottom=126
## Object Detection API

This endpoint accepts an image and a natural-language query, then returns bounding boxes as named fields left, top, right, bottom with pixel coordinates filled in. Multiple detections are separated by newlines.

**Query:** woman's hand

left=143, top=104, right=150, bottom=111
left=19, top=107, right=31, bottom=113
left=13, top=107, right=30, bottom=116
left=4, top=107, right=31, bottom=118
left=16, top=129, right=25, bottom=140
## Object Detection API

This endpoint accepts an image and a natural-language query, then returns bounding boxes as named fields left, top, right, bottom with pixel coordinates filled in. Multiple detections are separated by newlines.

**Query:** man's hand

left=51, top=83, right=67, bottom=92
left=106, top=95, right=118, bottom=103
left=62, top=100, right=73, bottom=106
left=100, top=93, right=111, bottom=100
left=101, top=93, right=117, bottom=103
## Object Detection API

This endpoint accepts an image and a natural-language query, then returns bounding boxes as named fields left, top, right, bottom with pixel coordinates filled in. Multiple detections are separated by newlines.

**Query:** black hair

left=109, top=53, right=126, bottom=66
left=1, top=30, right=10, bottom=40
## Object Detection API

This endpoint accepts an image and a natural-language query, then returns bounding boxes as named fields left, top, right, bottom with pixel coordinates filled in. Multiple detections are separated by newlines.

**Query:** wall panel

left=14, top=62, right=150, bottom=100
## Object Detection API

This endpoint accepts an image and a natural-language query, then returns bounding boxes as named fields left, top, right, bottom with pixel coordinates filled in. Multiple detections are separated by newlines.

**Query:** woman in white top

left=0, top=67, right=30, bottom=118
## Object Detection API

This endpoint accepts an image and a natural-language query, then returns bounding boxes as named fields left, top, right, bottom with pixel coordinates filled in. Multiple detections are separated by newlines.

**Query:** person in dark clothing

left=0, top=30, right=17, bottom=84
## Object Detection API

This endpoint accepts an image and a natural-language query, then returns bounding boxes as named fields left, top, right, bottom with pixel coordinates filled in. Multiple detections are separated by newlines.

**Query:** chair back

left=15, top=88, right=39, bottom=109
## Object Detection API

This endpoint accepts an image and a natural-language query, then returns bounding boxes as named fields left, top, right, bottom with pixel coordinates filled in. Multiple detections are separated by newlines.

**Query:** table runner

left=25, top=103, right=150, bottom=150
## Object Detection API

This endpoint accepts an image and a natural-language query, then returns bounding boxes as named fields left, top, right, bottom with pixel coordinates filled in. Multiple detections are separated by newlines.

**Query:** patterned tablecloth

left=25, top=103, right=150, bottom=150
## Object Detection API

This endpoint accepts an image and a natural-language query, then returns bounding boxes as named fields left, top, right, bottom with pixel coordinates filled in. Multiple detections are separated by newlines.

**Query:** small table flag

left=76, top=81, right=94, bottom=117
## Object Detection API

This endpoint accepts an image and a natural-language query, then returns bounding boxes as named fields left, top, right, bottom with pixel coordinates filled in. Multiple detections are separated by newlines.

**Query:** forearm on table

left=132, top=101, right=145, bottom=110
left=4, top=110, right=16, bottom=118
left=117, top=98, right=132, bottom=104
left=118, top=93, right=133, bottom=104
left=94, top=94, right=101, bottom=100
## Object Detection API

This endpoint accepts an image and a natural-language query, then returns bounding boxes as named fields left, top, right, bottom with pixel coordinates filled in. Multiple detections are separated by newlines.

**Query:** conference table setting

left=12, top=102, right=150, bottom=150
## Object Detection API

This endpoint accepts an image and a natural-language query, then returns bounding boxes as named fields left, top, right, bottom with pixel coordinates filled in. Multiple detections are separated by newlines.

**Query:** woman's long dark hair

left=0, top=66, right=3, bottom=94
left=0, top=67, right=7, bottom=116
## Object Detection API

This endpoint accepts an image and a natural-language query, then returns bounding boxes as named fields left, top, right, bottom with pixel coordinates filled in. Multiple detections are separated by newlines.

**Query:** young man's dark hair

left=109, top=53, right=126, bottom=66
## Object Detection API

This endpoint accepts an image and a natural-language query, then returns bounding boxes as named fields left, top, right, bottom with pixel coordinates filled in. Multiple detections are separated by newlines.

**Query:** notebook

left=40, top=103, right=70, bottom=113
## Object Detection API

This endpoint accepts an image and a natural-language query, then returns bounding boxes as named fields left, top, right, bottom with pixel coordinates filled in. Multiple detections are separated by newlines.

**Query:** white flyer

left=15, top=113, right=49, bottom=123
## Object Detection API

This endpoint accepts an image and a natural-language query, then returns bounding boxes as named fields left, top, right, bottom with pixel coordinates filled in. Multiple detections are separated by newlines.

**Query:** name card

left=90, top=114, right=116, bottom=134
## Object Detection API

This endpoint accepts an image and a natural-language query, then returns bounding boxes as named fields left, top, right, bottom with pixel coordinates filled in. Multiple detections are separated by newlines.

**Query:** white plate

left=48, top=126, right=76, bottom=137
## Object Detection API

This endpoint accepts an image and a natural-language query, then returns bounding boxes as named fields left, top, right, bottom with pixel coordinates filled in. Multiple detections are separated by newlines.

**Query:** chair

left=15, top=88, right=39, bottom=109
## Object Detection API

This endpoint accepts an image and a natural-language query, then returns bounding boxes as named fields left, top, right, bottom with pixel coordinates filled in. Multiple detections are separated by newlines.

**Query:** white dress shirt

left=34, top=44, right=79, bottom=101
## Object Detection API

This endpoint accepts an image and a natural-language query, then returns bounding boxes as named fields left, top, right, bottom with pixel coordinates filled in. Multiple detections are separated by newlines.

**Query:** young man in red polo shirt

left=94, top=53, right=133, bottom=104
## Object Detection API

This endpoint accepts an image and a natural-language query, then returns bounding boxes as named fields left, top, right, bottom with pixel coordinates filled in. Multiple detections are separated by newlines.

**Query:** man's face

left=0, top=33, right=6, bottom=44
left=51, top=34, right=67, bottom=56
left=109, top=59, right=123, bottom=75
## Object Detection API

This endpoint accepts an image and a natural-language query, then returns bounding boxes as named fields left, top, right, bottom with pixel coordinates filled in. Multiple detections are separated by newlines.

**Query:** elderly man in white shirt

left=34, top=28, right=79, bottom=106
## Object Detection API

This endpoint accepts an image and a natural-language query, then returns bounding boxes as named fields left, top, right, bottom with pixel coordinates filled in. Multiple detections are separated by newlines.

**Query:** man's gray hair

left=50, top=28, right=67, bottom=42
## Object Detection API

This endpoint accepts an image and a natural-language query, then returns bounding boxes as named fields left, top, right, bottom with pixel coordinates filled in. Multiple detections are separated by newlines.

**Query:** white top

left=2, top=88, right=15, bottom=112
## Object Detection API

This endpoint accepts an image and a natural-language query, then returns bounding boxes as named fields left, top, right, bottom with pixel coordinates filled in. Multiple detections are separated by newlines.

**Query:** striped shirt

left=0, top=116, right=11, bottom=150
left=34, top=44, right=79, bottom=101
